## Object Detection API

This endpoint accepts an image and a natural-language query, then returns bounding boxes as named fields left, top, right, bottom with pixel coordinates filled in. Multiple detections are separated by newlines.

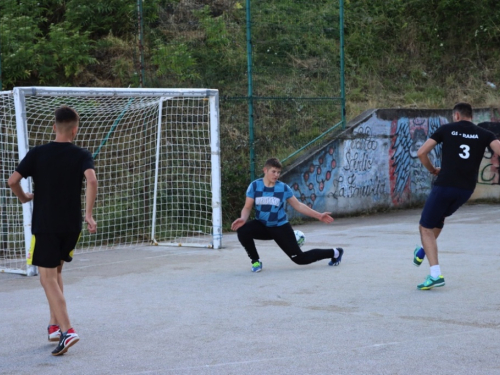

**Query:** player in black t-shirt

left=8, top=106, right=98, bottom=355
left=413, top=103, right=500, bottom=290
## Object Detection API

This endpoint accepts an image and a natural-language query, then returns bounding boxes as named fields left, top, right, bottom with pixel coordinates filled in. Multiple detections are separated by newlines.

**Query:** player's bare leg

left=39, top=266, right=71, bottom=333
left=419, top=225, right=438, bottom=266
left=49, top=262, right=64, bottom=326
left=414, top=227, right=443, bottom=266
left=417, top=225, right=445, bottom=289
left=40, top=265, right=80, bottom=355
left=432, top=227, right=442, bottom=240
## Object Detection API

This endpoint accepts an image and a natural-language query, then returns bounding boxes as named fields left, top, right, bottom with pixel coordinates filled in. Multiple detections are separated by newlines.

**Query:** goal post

left=0, top=90, right=29, bottom=275
left=0, top=87, right=222, bottom=275
left=13, top=88, right=36, bottom=276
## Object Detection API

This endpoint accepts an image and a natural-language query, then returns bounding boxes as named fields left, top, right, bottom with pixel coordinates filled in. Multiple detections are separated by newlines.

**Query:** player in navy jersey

left=413, top=103, right=500, bottom=289
left=231, top=158, right=343, bottom=272
left=8, top=106, right=98, bottom=355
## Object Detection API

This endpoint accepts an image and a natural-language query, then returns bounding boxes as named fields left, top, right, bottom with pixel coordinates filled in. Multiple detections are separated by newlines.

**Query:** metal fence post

left=246, top=0, right=255, bottom=181
left=137, top=0, right=146, bottom=87
left=340, top=0, right=346, bottom=129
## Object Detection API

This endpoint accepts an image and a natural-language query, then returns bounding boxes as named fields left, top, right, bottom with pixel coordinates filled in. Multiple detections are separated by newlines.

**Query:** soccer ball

left=294, top=230, right=306, bottom=247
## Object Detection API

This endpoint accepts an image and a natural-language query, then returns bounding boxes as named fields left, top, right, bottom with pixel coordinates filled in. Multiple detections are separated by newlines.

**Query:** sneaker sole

left=252, top=269, right=262, bottom=273
left=48, top=336, right=60, bottom=342
left=51, top=337, right=79, bottom=356
left=418, top=282, right=445, bottom=290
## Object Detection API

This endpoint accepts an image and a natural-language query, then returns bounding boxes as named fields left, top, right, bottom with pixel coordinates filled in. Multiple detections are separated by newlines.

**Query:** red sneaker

left=47, top=325, right=61, bottom=342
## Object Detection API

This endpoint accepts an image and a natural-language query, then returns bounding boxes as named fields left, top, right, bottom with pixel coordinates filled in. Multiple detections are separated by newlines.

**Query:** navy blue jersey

left=431, top=121, right=496, bottom=190
left=16, top=142, right=95, bottom=233
left=246, top=179, right=293, bottom=227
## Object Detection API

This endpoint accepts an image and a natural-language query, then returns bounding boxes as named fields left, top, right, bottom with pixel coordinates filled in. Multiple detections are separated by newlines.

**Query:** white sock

left=333, top=248, right=339, bottom=258
left=430, top=265, right=441, bottom=278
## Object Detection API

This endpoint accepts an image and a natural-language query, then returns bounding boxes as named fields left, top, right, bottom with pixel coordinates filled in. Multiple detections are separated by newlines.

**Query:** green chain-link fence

left=140, top=0, right=345, bottom=176
left=0, top=0, right=345, bottom=224
left=139, top=0, right=346, bottom=220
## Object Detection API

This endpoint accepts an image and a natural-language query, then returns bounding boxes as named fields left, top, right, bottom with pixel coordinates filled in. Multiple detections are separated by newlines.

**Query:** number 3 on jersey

left=459, top=144, right=470, bottom=159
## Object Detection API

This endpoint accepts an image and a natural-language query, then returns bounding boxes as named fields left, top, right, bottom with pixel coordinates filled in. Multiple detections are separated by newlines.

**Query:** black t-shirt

left=16, top=142, right=95, bottom=233
left=431, top=121, right=496, bottom=191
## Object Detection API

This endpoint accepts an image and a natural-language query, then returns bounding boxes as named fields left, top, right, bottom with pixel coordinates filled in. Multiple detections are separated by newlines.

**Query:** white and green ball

left=294, top=230, right=306, bottom=247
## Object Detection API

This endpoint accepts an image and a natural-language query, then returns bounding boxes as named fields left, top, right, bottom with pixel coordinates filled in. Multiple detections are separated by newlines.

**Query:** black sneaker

left=328, top=248, right=344, bottom=266
left=51, top=328, right=79, bottom=356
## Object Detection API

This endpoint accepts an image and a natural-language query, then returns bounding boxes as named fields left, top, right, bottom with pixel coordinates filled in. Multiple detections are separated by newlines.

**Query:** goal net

left=1, top=87, right=221, bottom=275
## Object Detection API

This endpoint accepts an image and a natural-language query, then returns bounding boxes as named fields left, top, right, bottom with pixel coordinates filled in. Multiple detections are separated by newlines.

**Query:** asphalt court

left=1, top=204, right=500, bottom=375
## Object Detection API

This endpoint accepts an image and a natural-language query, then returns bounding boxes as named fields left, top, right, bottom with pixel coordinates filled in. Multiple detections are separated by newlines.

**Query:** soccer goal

left=1, top=87, right=221, bottom=276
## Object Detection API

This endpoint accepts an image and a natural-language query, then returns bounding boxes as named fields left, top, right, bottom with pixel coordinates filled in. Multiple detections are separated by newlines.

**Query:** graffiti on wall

left=283, top=109, right=500, bottom=217
left=288, top=141, right=341, bottom=209
left=284, top=117, right=389, bottom=212
left=474, top=108, right=500, bottom=124
left=389, top=116, right=447, bottom=205
left=477, top=121, right=500, bottom=185
left=478, top=149, right=500, bottom=185
left=336, top=124, right=387, bottom=200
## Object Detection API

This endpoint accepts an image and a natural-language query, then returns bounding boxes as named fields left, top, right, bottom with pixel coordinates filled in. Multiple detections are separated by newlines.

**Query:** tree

left=0, top=0, right=96, bottom=88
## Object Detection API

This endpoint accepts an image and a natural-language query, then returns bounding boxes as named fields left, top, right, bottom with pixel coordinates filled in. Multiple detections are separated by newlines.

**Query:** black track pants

left=237, top=220, right=334, bottom=265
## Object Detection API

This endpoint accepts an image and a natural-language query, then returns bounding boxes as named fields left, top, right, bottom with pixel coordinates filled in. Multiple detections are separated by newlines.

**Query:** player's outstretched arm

left=287, top=196, right=334, bottom=224
left=84, top=169, right=98, bottom=233
left=7, top=171, right=34, bottom=204
left=231, top=197, right=254, bottom=231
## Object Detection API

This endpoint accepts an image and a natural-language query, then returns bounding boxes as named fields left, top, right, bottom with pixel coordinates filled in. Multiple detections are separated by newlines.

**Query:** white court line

left=113, top=328, right=483, bottom=374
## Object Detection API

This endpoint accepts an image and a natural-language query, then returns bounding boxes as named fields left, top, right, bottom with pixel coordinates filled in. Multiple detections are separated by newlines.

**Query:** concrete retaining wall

left=281, top=108, right=500, bottom=219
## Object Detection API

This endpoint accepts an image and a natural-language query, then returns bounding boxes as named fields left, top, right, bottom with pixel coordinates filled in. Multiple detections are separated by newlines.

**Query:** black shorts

left=28, top=232, right=81, bottom=268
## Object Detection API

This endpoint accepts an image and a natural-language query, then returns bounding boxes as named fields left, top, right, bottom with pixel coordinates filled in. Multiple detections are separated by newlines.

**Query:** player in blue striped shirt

left=231, top=158, right=343, bottom=272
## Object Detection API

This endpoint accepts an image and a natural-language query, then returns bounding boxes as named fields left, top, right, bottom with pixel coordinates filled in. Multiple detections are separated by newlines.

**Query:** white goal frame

left=1, top=87, right=222, bottom=276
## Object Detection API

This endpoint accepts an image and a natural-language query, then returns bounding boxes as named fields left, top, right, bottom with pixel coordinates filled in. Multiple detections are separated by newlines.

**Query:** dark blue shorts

left=419, top=186, right=473, bottom=229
